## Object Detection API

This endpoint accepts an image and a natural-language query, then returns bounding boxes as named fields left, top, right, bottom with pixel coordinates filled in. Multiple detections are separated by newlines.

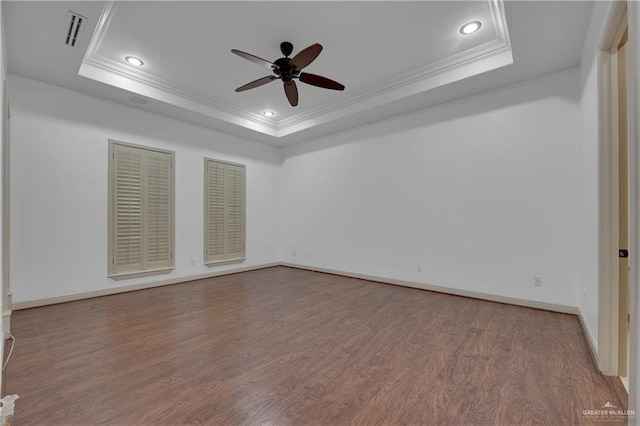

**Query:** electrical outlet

left=190, top=259, right=195, bottom=266
left=534, top=277, right=543, bottom=287
left=292, top=251, right=297, bottom=257
left=417, top=264, right=423, bottom=272
left=307, top=252, right=312, bottom=259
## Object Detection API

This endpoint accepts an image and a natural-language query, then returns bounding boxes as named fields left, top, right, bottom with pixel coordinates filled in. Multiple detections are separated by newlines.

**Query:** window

left=108, top=140, right=174, bottom=278
left=204, top=158, right=246, bottom=265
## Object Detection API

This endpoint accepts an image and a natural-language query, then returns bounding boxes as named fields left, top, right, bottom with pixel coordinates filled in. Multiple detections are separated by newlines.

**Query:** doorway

left=616, top=28, right=629, bottom=381
left=597, top=0, right=630, bottom=380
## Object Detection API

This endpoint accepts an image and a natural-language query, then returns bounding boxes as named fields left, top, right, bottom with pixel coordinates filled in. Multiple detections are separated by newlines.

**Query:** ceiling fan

left=231, top=42, right=345, bottom=107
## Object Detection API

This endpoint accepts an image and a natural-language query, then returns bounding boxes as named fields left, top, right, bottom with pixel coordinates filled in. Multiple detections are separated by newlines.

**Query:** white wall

left=281, top=68, right=583, bottom=307
left=8, top=74, right=282, bottom=304
left=577, top=56, right=600, bottom=351
left=6, top=61, right=598, bottom=318
left=576, top=0, right=612, bottom=358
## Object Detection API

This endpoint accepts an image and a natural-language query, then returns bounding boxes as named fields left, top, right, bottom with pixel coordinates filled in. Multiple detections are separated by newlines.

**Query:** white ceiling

left=5, top=1, right=593, bottom=146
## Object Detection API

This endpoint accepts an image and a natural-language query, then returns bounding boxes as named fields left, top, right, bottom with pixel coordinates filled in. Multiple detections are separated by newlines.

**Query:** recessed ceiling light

left=125, top=56, right=144, bottom=67
left=262, top=110, right=275, bottom=117
left=460, top=21, right=482, bottom=35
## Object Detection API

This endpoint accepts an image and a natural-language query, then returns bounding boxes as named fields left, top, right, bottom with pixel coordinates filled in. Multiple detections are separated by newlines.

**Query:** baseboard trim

left=281, top=262, right=580, bottom=315
left=12, top=261, right=584, bottom=318
left=2, top=310, right=11, bottom=340
left=286, top=263, right=605, bottom=369
left=577, top=308, right=600, bottom=372
left=12, top=262, right=280, bottom=310
left=13, top=261, right=603, bottom=378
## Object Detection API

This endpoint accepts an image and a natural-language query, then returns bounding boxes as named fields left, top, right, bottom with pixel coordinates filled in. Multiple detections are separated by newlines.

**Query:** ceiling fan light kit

left=232, top=41, right=345, bottom=107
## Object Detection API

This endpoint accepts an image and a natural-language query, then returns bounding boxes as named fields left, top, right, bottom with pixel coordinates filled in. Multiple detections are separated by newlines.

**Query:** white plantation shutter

left=109, top=141, right=174, bottom=277
left=226, top=164, right=245, bottom=259
left=205, top=160, right=226, bottom=262
left=113, top=144, right=143, bottom=273
left=204, top=159, right=246, bottom=264
left=145, top=151, right=173, bottom=269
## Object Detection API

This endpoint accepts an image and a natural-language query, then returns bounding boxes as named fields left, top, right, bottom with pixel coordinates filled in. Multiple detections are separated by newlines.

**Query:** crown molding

left=80, top=54, right=278, bottom=130
left=81, top=1, right=278, bottom=134
left=79, top=0, right=512, bottom=139
left=277, top=39, right=511, bottom=131
left=277, top=0, right=512, bottom=133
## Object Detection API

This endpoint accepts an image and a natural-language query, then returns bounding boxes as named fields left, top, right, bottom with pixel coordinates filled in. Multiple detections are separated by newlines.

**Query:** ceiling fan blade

left=289, top=43, right=323, bottom=70
left=299, top=73, right=345, bottom=90
left=231, top=49, right=278, bottom=70
left=284, top=81, right=299, bottom=106
left=235, top=75, right=277, bottom=92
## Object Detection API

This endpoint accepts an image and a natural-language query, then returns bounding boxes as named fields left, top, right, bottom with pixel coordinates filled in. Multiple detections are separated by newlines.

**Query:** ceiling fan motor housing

left=273, top=57, right=300, bottom=83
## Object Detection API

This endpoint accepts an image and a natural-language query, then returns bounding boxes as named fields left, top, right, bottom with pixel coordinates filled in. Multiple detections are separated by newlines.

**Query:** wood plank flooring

left=5, top=267, right=628, bottom=425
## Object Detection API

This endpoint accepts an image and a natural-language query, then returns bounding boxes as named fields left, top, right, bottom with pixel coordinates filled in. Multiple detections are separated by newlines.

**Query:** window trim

left=108, top=139, right=175, bottom=279
left=203, top=157, right=246, bottom=266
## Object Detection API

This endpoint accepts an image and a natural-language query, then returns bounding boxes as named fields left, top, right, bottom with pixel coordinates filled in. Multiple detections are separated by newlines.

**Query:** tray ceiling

left=5, top=1, right=594, bottom=146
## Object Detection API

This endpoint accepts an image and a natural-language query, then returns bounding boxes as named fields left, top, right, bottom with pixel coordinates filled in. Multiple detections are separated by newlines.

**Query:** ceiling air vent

left=64, top=11, right=86, bottom=48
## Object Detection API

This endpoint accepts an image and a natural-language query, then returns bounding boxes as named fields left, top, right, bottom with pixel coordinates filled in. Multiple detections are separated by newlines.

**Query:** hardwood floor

left=5, top=267, right=627, bottom=425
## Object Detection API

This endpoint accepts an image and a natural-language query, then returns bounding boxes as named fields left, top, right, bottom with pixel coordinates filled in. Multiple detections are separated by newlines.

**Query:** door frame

left=1, top=78, right=8, bottom=337
left=626, top=0, right=640, bottom=416
left=616, top=31, right=629, bottom=378
left=598, top=2, right=640, bottom=416
left=598, top=0, right=628, bottom=377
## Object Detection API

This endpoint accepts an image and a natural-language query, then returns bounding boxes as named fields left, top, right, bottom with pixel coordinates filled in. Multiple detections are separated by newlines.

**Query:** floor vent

left=64, top=11, right=86, bottom=48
